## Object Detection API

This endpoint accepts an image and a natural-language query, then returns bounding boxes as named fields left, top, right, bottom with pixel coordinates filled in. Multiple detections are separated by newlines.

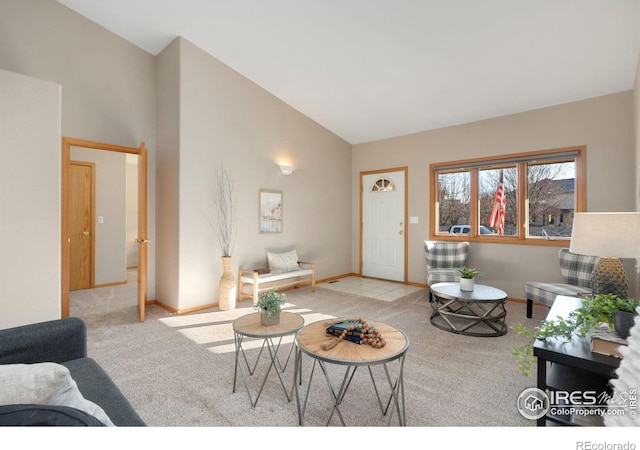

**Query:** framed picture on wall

left=259, top=190, right=283, bottom=233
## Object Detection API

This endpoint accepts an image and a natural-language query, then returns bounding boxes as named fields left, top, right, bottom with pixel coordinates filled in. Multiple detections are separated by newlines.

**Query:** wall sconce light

left=279, top=164, right=295, bottom=175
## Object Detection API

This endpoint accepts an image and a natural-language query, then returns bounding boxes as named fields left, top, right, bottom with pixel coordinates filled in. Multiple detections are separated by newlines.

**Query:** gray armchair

left=424, top=240, right=469, bottom=286
left=525, top=248, right=599, bottom=318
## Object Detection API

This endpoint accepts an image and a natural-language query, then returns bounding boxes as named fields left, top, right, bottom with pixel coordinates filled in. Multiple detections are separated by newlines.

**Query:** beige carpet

left=70, top=281, right=550, bottom=428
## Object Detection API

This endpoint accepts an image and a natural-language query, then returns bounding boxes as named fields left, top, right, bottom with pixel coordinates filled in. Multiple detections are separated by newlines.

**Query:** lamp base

left=591, top=257, right=628, bottom=299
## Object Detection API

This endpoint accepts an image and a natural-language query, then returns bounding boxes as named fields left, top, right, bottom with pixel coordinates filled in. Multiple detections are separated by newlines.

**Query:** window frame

left=429, top=146, right=586, bottom=246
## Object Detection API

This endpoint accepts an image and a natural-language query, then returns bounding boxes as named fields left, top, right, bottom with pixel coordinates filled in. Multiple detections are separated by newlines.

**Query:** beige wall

left=0, top=0, right=157, bottom=303
left=1, top=1, right=638, bottom=321
left=0, top=70, right=61, bottom=328
left=155, top=38, right=181, bottom=308
left=156, top=38, right=353, bottom=311
left=353, top=91, right=638, bottom=299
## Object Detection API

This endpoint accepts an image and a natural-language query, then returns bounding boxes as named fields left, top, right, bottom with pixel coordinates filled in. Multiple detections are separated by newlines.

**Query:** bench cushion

left=241, top=268, right=313, bottom=285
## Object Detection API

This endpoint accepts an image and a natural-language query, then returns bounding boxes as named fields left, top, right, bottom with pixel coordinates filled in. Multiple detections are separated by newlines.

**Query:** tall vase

left=218, top=256, right=236, bottom=311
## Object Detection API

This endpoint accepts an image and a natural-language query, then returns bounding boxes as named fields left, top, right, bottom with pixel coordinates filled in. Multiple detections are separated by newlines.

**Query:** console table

left=533, top=296, right=620, bottom=426
left=294, top=319, right=409, bottom=426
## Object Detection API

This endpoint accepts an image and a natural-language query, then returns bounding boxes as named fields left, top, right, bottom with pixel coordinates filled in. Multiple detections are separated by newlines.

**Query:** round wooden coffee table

left=294, top=319, right=409, bottom=426
left=429, top=282, right=508, bottom=337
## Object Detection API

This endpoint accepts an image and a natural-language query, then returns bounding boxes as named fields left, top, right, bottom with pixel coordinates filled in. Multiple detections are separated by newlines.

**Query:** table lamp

left=569, top=212, right=640, bottom=299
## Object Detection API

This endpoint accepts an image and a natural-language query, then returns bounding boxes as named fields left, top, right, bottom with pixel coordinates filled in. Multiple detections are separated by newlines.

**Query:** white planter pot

left=459, top=277, right=474, bottom=291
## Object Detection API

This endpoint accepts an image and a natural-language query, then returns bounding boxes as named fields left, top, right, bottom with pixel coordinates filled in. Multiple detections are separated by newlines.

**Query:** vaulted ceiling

left=57, top=0, right=640, bottom=144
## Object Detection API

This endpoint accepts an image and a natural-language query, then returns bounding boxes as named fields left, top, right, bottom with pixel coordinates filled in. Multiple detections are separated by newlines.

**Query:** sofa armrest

left=0, top=318, right=87, bottom=365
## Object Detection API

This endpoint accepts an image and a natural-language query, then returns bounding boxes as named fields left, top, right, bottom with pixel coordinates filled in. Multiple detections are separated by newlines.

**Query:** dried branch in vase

left=213, top=165, right=236, bottom=257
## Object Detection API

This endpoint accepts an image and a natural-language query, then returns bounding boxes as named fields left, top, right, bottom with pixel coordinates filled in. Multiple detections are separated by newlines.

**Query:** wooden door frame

left=69, top=160, right=96, bottom=289
left=359, top=166, right=409, bottom=283
left=62, top=137, right=147, bottom=320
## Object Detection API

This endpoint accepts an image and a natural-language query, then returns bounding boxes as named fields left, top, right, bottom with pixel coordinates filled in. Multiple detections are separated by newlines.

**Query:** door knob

left=399, top=230, right=403, bottom=235
left=135, top=238, right=150, bottom=244
left=82, top=231, right=89, bottom=236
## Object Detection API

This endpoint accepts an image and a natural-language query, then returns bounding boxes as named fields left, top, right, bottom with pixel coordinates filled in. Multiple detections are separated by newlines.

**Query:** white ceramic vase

left=459, top=277, right=474, bottom=291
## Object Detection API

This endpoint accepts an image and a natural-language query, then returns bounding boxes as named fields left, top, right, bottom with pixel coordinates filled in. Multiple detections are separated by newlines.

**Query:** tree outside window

left=430, top=147, right=585, bottom=243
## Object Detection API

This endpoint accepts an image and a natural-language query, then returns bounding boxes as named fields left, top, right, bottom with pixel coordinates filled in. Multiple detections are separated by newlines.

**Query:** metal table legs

left=293, top=347, right=407, bottom=426
left=232, top=332, right=296, bottom=408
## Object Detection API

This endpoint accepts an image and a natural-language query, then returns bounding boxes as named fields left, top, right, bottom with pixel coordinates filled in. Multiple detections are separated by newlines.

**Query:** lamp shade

left=569, top=212, right=640, bottom=258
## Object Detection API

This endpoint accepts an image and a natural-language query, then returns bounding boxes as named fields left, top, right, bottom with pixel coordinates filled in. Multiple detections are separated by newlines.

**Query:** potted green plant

left=254, top=288, right=287, bottom=325
left=511, top=293, right=640, bottom=377
left=456, top=266, right=483, bottom=291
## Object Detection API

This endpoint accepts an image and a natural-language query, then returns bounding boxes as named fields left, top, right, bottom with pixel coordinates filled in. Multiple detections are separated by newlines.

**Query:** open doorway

left=61, top=137, right=148, bottom=322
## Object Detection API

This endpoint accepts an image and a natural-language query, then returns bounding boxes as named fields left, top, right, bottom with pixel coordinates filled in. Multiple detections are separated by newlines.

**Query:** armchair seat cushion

left=525, top=282, right=592, bottom=308
left=427, top=268, right=461, bottom=284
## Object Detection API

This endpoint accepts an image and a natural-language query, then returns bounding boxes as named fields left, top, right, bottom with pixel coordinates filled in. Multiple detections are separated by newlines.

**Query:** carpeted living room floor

left=65, top=278, right=635, bottom=446
left=70, top=277, right=545, bottom=427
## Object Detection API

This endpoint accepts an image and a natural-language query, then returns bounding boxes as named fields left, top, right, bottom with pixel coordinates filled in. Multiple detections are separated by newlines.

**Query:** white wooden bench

left=238, top=261, right=316, bottom=304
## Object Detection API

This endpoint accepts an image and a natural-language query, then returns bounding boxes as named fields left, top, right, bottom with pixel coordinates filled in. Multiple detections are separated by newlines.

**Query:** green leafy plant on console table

left=511, top=294, right=640, bottom=377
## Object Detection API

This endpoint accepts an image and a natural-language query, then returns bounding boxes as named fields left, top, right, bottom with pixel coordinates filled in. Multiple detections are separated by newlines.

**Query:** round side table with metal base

left=232, top=311, right=304, bottom=408
left=429, top=282, right=508, bottom=337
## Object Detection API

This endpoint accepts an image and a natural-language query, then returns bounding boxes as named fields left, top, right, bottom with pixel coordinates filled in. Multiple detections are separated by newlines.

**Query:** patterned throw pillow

left=267, top=250, right=300, bottom=274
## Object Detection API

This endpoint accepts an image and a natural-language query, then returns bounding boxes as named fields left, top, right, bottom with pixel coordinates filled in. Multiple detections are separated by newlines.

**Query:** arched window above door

left=371, top=177, right=395, bottom=192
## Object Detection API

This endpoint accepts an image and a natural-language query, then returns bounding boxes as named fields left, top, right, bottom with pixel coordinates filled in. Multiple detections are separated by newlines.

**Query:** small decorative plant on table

left=511, top=293, right=640, bottom=377
left=254, top=288, right=287, bottom=325
left=456, top=266, right=483, bottom=291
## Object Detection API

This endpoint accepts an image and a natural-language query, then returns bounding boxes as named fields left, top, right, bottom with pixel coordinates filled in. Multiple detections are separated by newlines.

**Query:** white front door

left=361, top=169, right=406, bottom=282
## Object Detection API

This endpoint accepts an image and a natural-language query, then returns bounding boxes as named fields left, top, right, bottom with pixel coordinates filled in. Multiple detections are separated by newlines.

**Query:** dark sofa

left=0, top=317, right=145, bottom=426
